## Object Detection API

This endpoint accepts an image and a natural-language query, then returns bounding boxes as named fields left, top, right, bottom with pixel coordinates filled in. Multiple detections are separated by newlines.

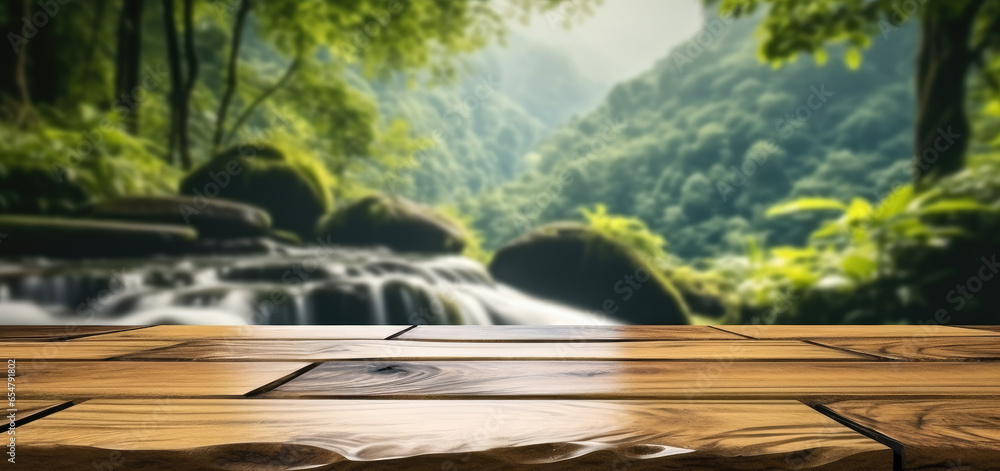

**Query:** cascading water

left=0, top=245, right=618, bottom=326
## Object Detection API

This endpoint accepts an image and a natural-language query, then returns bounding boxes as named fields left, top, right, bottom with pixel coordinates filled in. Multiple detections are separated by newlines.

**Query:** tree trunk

left=1, top=0, right=33, bottom=126
left=26, top=2, right=59, bottom=105
left=212, top=0, right=251, bottom=154
left=115, top=0, right=145, bottom=134
left=84, top=0, right=110, bottom=95
left=162, top=0, right=182, bottom=165
left=178, top=0, right=196, bottom=170
left=912, top=8, right=977, bottom=187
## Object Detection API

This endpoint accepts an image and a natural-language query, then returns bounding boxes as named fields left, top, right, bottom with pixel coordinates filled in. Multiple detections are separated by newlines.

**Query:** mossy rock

left=488, top=223, right=689, bottom=324
left=179, top=145, right=331, bottom=239
left=0, top=164, right=89, bottom=215
left=0, top=215, right=197, bottom=259
left=316, top=195, right=466, bottom=254
left=85, top=196, right=271, bottom=239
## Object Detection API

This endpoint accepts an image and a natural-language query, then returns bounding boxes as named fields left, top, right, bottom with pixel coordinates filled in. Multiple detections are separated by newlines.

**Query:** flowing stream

left=0, top=245, right=617, bottom=326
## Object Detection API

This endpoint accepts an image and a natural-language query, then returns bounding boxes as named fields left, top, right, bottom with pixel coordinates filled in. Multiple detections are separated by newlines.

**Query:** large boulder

left=179, top=145, right=331, bottom=240
left=316, top=195, right=466, bottom=254
left=0, top=215, right=197, bottom=259
left=85, top=196, right=271, bottom=239
left=488, top=223, right=689, bottom=324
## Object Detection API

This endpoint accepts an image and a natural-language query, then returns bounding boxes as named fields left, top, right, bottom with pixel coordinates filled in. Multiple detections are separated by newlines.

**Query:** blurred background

left=1, top=0, right=998, bottom=326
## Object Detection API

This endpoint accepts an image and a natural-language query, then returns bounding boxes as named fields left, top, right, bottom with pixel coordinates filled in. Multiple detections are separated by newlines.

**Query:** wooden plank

left=0, top=326, right=143, bottom=341
left=123, top=339, right=868, bottom=361
left=957, top=325, right=1000, bottom=333
left=16, top=399, right=892, bottom=470
left=397, top=325, right=743, bottom=341
left=813, top=337, right=1000, bottom=361
left=13, top=361, right=310, bottom=399
left=715, top=325, right=1000, bottom=339
left=2, top=341, right=180, bottom=360
left=71, top=325, right=410, bottom=341
left=265, top=360, right=1000, bottom=400
left=1, top=400, right=70, bottom=431
left=823, top=399, right=1000, bottom=470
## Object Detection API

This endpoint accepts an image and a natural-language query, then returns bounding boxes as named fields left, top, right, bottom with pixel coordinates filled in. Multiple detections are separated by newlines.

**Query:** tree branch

left=211, top=0, right=252, bottom=154
left=223, top=52, right=303, bottom=146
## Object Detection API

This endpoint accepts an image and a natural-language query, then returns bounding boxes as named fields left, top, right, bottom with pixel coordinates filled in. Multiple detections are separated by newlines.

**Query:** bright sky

left=511, top=0, right=705, bottom=84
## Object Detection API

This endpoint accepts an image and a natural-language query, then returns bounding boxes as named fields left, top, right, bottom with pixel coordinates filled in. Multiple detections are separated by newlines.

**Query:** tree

left=172, top=0, right=598, bottom=162
left=709, top=0, right=1000, bottom=187
left=0, top=0, right=32, bottom=126
left=114, top=0, right=145, bottom=134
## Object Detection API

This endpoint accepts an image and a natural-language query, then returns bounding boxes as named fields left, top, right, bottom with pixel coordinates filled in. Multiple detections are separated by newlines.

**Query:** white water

left=0, top=246, right=618, bottom=326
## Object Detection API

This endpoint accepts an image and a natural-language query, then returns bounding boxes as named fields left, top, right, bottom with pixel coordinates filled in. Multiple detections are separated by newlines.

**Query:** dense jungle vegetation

left=2, top=0, right=1000, bottom=325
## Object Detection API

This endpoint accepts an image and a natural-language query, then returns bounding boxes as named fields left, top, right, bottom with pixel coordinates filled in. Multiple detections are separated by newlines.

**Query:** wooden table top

left=5, top=324, right=999, bottom=470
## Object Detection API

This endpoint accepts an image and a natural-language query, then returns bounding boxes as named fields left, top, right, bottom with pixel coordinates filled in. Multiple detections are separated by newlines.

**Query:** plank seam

left=810, top=403, right=904, bottom=471
left=801, top=339, right=894, bottom=361
left=951, top=325, right=1000, bottom=334
left=243, top=362, right=322, bottom=397
left=0, top=400, right=76, bottom=433
left=708, top=325, right=755, bottom=339
left=385, top=325, right=418, bottom=340
left=105, top=340, right=197, bottom=361
left=39, top=325, right=153, bottom=342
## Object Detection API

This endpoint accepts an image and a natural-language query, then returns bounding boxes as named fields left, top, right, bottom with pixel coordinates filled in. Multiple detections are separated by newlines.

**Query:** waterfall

left=0, top=247, right=618, bottom=326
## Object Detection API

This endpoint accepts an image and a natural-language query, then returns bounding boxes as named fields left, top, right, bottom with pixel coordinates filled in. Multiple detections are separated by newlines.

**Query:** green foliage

left=711, top=0, right=1000, bottom=73
left=0, top=113, right=180, bottom=215
left=716, top=175, right=999, bottom=324
left=463, top=10, right=919, bottom=258
left=581, top=204, right=668, bottom=263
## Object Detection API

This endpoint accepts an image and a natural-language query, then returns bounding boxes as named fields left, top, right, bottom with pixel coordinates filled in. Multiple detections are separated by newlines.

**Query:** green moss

left=179, top=144, right=333, bottom=239
left=489, top=223, right=690, bottom=324
left=317, top=194, right=466, bottom=254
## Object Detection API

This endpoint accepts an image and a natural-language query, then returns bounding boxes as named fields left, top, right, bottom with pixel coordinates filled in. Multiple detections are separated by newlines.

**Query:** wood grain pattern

left=812, top=337, right=1000, bottom=361
left=1, top=400, right=69, bottom=431
left=16, top=399, right=892, bottom=470
left=397, top=325, right=743, bottom=341
left=0, top=325, right=143, bottom=341
left=72, top=325, right=410, bottom=341
left=824, top=399, right=1000, bottom=470
left=123, top=339, right=867, bottom=361
left=265, top=360, right=1000, bottom=400
left=13, top=361, right=310, bottom=399
left=2, top=341, right=180, bottom=360
left=715, top=324, right=1000, bottom=339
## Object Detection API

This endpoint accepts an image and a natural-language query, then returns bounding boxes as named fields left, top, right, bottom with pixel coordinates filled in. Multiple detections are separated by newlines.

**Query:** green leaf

left=918, top=199, right=997, bottom=215
left=767, top=198, right=847, bottom=217
left=813, top=48, right=828, bottom=66
left=845, top=47, right=862, bottom=70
